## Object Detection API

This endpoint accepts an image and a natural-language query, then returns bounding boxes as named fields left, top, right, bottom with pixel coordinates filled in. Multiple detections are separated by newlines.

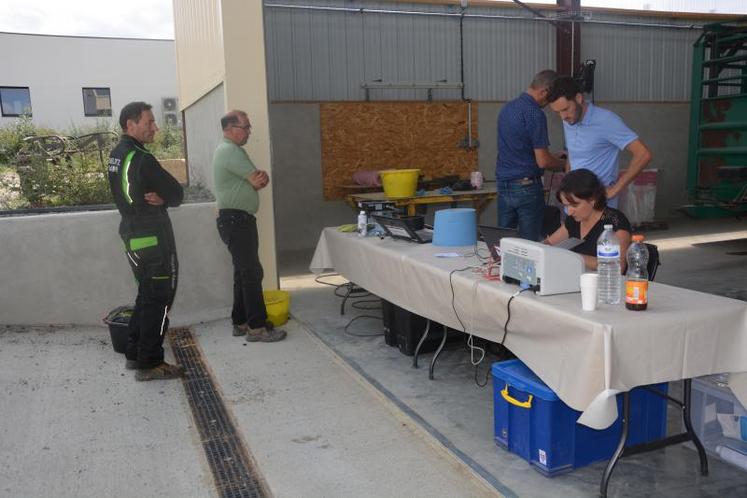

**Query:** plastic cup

left=580, top=273, right=598, bottom=312
left=470, top=171, right=484, bottom=189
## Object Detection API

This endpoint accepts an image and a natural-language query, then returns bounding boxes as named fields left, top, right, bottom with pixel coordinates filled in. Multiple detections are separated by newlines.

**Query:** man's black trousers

left=217, top=209, right=268, bottom=329
left=120, top=216, right=179, bottom=369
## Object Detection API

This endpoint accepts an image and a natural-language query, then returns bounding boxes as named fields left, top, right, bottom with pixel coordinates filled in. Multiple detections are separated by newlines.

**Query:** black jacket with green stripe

left=108, top=135, right=183, bottom=223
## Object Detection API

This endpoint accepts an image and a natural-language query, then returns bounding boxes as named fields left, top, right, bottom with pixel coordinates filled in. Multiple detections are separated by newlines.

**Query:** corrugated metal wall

left=580, top=14, right=701, bottom=101
left=173, top=0, right=225, bottom=109
left=462, top=8, right=555, bottom=100
left=264, top=0, right=708, bottom=102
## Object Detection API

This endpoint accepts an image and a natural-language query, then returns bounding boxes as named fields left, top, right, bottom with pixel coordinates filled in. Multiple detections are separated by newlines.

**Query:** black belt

left=499, top=176, right=541, bottom=185
left=218, top=209, right=254, bottom=218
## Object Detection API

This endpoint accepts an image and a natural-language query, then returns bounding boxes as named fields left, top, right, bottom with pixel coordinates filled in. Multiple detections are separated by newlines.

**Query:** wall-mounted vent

left=162, top=97, right=178, bottom=111
left=163, top=112, right=178, bottom=126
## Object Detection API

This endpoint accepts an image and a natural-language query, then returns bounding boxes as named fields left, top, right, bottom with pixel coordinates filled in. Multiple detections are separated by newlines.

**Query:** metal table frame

left=600, top=380, right=709, bottom=497
left=412, top=320, right=710, bottom=498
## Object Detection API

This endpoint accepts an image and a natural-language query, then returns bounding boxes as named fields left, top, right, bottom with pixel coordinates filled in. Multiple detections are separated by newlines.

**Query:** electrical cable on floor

left=314, top=272, right=342, bottom=286
left=343, top=314, right=384, bottom=337
left=334, top=283, right=371, bottom=299
left=317, top=273, right=384, bottom=337
left=351, top=299, right=382, bottom=311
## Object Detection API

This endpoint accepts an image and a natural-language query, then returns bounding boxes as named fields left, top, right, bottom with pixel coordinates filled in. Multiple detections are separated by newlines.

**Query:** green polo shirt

left=212, top=138, right=259, bottom=214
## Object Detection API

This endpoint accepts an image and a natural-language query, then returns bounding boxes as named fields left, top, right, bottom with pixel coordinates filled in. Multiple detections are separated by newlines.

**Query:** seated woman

left=544, top=169, right=631, bottom=271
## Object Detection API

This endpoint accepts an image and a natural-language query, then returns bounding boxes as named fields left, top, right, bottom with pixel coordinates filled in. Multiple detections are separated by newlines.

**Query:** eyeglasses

left=233, top=124, right=252, bottom=131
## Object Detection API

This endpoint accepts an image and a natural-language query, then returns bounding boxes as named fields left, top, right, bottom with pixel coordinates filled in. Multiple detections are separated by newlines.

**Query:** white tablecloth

left=311, top=228, right=747, bottom=429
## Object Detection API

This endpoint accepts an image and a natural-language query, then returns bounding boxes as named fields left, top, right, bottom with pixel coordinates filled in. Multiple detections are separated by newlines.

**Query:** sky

left=0, top=0, right=175, bottom=39
left=0, top=0, right=744, bottom=39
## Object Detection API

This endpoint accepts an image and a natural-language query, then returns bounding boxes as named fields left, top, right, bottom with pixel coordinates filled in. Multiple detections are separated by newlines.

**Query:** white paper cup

left=580, top=273, right=598, bottom=311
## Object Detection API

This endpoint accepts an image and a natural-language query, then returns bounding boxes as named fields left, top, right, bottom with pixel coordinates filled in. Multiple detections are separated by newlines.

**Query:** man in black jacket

left=108, top=101, right=184, bottom=381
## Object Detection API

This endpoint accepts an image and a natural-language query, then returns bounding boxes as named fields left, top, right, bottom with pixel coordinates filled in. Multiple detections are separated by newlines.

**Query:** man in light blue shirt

left=547, top=77, right=652, bottom=208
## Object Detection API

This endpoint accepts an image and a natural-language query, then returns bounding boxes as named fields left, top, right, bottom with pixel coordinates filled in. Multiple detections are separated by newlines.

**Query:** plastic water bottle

left=597, top=224, right=622, bottom=304
left=357, top=210, right=368, bottom=237
left=625, top=235, right=649, bottom=311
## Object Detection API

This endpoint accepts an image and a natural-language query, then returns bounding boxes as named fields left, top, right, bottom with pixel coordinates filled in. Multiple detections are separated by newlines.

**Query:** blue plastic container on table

left=432, top=208, right=476, bottom=247
left=491, top=359, right=668, bottom=476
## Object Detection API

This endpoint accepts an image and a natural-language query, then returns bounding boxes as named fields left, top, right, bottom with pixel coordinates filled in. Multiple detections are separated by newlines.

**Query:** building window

left=82, top=87, right=112, bottom=117
left=0, top=87, right=32, bottom=117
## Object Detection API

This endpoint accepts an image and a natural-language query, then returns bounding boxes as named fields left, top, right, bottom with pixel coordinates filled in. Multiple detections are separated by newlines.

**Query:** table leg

left=413, top=319, right=432, bottom=369
left=340, top=284, right=352, bottom=315
left=407, top=203, right=416, bottom=216
left=600, top=392, right=630, bottom=498
left=683, top=378, right=709, bottom=476
left=428, top=324, right=448, bottom=380
left=598, top=380, right=709, bottom=497
left=474, top=197, right=493, bottom=215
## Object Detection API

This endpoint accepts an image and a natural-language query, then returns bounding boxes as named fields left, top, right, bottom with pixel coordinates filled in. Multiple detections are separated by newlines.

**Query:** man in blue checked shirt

left=548, top=76, right=652, bottom=208
left=495, top=70, right=567, bottom=242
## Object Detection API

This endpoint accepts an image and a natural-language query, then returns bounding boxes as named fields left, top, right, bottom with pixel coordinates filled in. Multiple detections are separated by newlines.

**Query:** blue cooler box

left=491, top=359, right=668, bottom=476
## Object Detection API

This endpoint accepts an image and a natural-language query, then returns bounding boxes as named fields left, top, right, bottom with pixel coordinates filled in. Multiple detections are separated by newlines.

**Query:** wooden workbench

left=346, top=188, right=496, bottom=216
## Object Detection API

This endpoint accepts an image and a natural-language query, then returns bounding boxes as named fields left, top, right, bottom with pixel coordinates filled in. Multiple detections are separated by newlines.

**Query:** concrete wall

left=184, top=84, right=225, bottom=190
left=269, top=103, right=351, bottom=253
left=0, top=203, right=232, bottom=326
left=0, top=33, right=177, bottom=131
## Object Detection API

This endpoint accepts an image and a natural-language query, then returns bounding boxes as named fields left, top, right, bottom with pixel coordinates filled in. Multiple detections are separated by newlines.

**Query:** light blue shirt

left=563, top=103, right=637, bottom=207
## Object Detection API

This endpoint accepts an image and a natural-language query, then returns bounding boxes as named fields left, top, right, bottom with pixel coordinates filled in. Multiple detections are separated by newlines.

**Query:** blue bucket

left=432, top=208, right=477, bottom=247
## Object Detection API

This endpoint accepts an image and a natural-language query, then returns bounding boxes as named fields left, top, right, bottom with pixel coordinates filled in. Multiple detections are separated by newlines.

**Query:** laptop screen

left=373, top=215, right=432, bottom=243
left=478, top=225, right=518, bottom=261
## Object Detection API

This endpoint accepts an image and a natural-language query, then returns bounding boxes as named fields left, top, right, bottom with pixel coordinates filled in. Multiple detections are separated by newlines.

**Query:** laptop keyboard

left=415, top=228, right=433, bottom=241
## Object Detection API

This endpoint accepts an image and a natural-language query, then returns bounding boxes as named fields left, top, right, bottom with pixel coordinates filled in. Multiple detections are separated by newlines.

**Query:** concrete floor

left=279, top=216, right=747, bottom=497
left=1, top=217, right=746, bottom=498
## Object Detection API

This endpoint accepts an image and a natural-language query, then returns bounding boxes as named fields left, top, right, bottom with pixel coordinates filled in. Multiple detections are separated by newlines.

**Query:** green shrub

left=150, top=123, right=184, bottom=159
left=15, top=153, right=112, bottom=207
left=0, top=117, right=184, bottom=209
left=0, top=115, right=55, bottom=168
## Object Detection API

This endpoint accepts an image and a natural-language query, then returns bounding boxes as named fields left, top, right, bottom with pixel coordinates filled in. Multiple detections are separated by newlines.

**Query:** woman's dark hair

left=556, top=168, right=607, bottom=210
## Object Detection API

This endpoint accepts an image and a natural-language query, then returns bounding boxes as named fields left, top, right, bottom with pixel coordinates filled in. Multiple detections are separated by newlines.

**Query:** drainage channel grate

left=168, top=327, right=268, bottom=498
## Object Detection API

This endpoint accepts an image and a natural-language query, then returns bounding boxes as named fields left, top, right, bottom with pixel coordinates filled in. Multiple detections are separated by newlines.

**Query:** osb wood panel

left=160, top=158, right=188, bottom=185
left=321, top=102, right=478, bottom=200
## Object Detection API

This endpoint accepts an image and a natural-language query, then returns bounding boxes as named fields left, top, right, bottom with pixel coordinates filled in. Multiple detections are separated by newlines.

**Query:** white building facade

left=0, top=32, right=178, bottom=131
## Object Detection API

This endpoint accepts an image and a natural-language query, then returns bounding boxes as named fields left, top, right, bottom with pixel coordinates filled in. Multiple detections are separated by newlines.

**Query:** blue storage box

left=491, top=359, right=668, bottom=476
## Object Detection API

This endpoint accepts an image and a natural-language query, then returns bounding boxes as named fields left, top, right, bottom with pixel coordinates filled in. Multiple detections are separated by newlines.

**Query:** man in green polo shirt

left=213, top=110, right=286, bottom=342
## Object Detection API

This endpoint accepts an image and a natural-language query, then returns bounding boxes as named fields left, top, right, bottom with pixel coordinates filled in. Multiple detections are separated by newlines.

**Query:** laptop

left=478, top=225, right=518, bottom=261
left=373, top=215, right=433, bottom=244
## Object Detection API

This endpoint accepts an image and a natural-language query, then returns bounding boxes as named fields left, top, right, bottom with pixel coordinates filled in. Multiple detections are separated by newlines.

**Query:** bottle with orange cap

left=625, top=234, right=649, bottom=311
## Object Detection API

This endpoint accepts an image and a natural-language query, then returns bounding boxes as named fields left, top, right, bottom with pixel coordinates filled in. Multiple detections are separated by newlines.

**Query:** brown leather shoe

left=245, top=326, right=287, bottom=343
left=232, top=324, right=249, bottom=337
left=135, top=362, right=185, bottom=381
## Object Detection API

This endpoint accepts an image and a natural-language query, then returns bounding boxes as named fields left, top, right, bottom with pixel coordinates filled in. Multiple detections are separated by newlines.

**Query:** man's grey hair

left=530, top=70, right=558, bottom=91
left=220, top=110, right=249, bottom=131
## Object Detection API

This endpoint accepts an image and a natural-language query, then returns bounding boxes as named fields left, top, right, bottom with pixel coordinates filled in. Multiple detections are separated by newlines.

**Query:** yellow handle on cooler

left=501, top=384, right=533, bottom=409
